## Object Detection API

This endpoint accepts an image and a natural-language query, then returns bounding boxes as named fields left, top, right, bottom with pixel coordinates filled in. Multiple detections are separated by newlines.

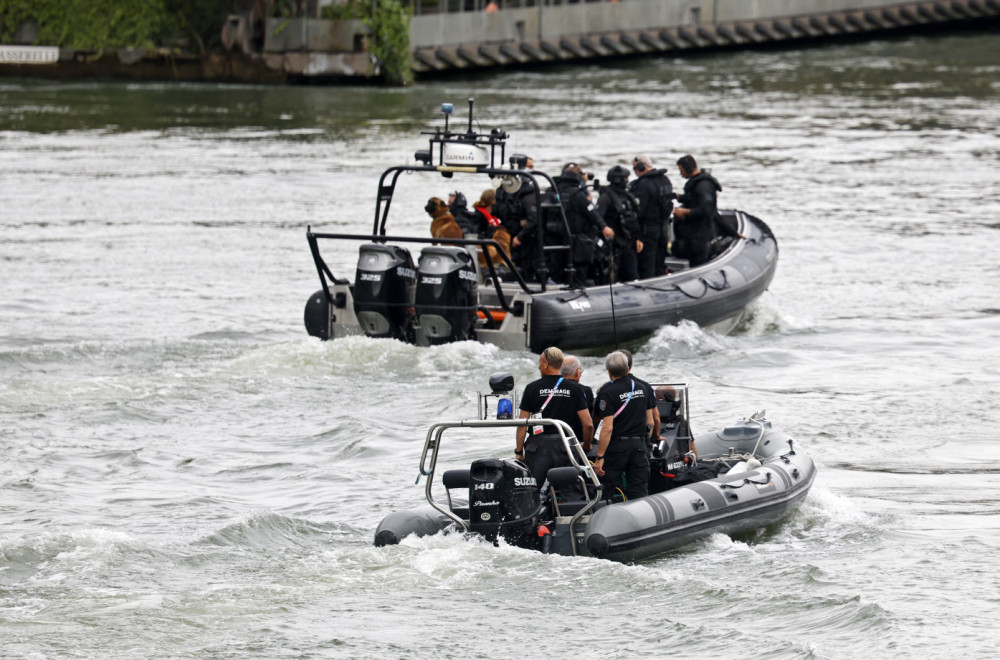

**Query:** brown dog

left=479, top=226, right=512, bottom=269
left=425, top=197, right=463, bottom=241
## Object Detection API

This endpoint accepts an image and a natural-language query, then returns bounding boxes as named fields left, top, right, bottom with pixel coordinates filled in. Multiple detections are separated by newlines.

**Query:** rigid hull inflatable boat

left=374, top=377, right=816, bottom=563
left=304, top=101, right=778, bottom=353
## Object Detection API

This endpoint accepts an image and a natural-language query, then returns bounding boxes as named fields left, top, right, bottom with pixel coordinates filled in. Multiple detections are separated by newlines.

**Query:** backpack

left=602, top=187, right=640, bottom=240
left=656, top=175, right=674, bottom=215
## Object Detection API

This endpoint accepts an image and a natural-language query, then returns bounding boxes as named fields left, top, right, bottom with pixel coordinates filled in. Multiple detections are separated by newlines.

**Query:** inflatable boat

left=374, top=375, right=816, bottom=563
left=304, top=100, right=778, bottom=352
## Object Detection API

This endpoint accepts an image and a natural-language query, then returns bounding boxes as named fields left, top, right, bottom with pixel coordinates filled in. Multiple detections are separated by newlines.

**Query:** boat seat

left=552, top=500, right=590, bottom=517
left=663, top=256, right=689, bottom=273
left=442, top=469, right=470, bottom=489
left=657, top=397, right=681, bottom=424
left=545, top=466, right=594, bottom=514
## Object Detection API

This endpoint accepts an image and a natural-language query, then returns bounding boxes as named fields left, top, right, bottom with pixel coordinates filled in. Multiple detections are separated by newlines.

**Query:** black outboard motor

left=468, top=458, right=541, bottom=548
left=353, top=243, right=416, bottom=340
left=415, top=246, right=477, bottom=343
left=304, top=289, right=332, bottom=340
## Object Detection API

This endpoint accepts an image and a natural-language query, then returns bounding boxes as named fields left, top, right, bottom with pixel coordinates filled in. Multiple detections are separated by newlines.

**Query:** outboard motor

left=304, top=289, right=332, bottom=340
left=468, top=458, right=541, bottom=547
left=415, top=246, right=477, bottom=343
left=353, top=243, right=416, bottom=340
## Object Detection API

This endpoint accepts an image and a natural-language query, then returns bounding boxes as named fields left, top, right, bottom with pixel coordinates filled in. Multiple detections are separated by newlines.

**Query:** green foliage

left=0, top=0, right=233, bottom=53
left=163, top=0, right=236, bottom=52
left=316, top=0, right=413, bottom=85
left=320, top=1, right=369, bottom=20
left=365, top=0, right=412, bottom=86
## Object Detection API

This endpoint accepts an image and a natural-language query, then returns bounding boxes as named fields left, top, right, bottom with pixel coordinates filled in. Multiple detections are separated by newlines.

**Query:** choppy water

left=3, top=31, right=1000, bottom=658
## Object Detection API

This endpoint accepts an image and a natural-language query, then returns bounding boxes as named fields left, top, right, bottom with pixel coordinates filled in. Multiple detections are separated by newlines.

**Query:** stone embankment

left=411, top=0, right=1000, bottom=74
left=2, top=0, right=997, bottom=83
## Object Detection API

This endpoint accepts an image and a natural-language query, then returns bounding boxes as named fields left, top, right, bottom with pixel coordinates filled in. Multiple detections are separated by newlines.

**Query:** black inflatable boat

left=305, top=101, right=778, bottom=352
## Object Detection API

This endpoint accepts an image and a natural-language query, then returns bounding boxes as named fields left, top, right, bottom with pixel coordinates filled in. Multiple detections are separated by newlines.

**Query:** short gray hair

left=633, top=154, right=653, bottom=171
left=560, top=355, right=582, bottom=377
left=605, top=351, right=629, bottom=378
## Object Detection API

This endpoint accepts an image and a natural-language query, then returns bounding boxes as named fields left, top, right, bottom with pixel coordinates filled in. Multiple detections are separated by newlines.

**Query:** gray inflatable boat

left=374, top=378, right=816, bottom=563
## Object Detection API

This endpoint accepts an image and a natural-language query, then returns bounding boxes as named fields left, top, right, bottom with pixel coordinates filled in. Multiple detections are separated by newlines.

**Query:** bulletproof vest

left=497, top=184, right=536, bottom=234
left=540, top=189, right=566, bottom=240
left=540, top=180, right=585, bottom=241
left=557, top=181, right=588, bottom=234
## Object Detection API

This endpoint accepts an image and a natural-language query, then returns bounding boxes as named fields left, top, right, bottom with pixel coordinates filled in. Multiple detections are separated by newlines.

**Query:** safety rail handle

left=417, top=418, right=602, bottom=542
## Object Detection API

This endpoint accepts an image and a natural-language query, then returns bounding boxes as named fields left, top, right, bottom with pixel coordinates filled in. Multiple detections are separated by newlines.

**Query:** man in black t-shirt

left=560, top=355, right=594, bottom=412
left=515, top=346, right=593, bottom=491
left=594, top=351, right=654, bottom=501
left=592, top=348, right=659, bottom=444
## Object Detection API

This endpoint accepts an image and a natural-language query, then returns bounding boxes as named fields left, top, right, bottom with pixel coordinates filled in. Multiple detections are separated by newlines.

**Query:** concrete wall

left=714, top=0, right=908, bottom=22
left=264, top=17, right=366, bottom=53
left=410, top=0, right=921, bottom=48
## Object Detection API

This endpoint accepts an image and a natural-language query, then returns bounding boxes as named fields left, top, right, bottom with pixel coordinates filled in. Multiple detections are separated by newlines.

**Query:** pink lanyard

left=540, top=377, right=564, bottom=413
left=532, top=377, right=565, bottom=435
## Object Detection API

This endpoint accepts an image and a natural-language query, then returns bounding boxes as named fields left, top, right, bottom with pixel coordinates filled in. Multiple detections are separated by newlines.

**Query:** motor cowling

left=415, top=246, right=477, bottom=343
left=353, top=243, right=416, bottom=340
left=468, top=458, right=540, bottom=547
left=304, top=289, right=331, bottom=340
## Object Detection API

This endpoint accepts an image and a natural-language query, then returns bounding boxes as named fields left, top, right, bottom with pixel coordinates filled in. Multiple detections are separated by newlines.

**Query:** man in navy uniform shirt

left=593, top=351, right=654, bottom=500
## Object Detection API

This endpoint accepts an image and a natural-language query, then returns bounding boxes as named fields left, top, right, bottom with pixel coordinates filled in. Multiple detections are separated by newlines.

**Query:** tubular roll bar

left=373, top=164, right=576, bottom=258
left=417, top=418, right=603, bottom=557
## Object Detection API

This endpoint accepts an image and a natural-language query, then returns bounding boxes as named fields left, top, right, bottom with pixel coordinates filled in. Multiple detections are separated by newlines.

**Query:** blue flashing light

left=441, top=103, right=454, bottom=115
left=497, top=397, right=513, bottom=420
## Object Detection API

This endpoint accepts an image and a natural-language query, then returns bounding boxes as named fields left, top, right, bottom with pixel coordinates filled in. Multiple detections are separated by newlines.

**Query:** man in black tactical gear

left=499, top=154, right=546, bottom=282
left=629, top=155, right=674, bottom=279
left=673, top=155, right=721, bottom=268
left=593, top=351, right=654, bottom=501
left=546, top=164, right=614, bottom=286
left=596, top=165, right=642, bottom=282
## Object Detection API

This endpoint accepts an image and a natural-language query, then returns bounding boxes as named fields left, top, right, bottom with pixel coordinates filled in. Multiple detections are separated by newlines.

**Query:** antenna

left=467, top=97, right=475, bottom=135
left=608, top=254, right=619, bottom=349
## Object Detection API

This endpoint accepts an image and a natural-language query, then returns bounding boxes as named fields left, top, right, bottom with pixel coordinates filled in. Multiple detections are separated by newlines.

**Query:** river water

left=3, top=31, right=1000, bottom=658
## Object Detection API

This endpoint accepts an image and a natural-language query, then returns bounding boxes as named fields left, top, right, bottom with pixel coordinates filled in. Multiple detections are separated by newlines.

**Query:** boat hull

left=307, top=210, right=777, bottom=352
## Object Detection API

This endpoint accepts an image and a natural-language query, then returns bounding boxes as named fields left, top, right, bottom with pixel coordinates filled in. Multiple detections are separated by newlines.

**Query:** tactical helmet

left=607, top=165, right=630, bottom=185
